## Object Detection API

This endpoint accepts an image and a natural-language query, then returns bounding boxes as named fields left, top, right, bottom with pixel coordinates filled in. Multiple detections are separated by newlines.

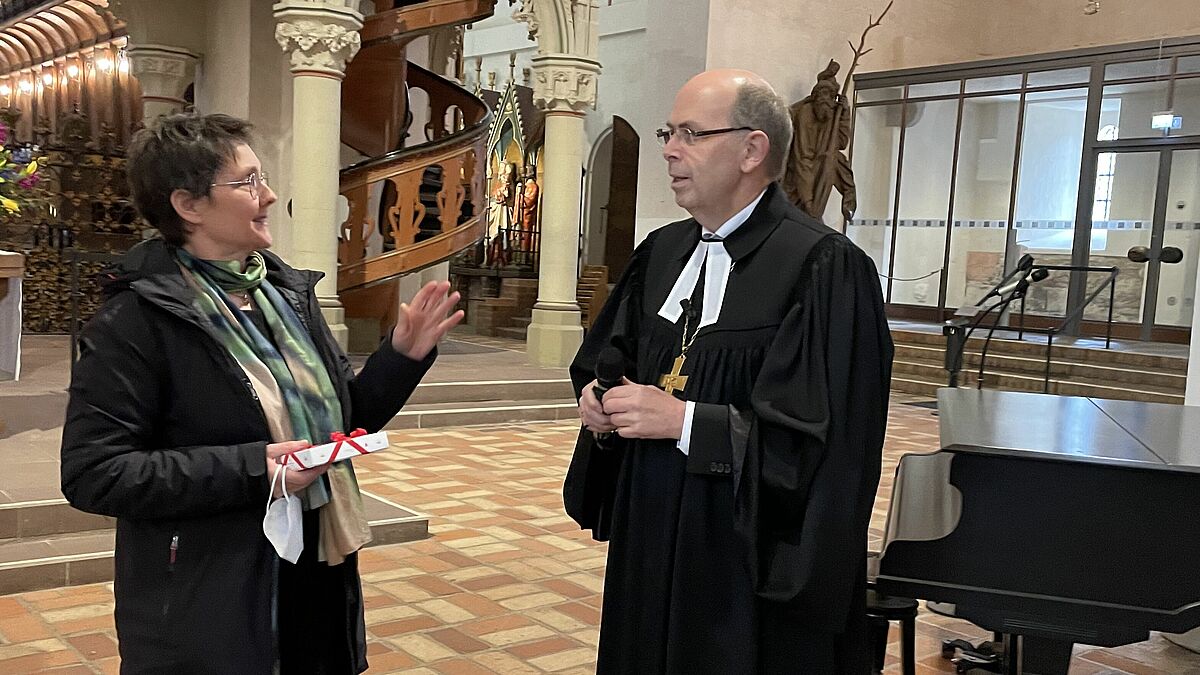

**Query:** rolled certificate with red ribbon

left=282, top=428, right=390, bottom=469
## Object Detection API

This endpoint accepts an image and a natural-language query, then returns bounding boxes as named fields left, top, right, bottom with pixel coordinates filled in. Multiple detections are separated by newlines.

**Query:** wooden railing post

left=436, top=156, right=466, bottom=233
left=386, top=172, right=425, bottom=247
left=338, top=183, right=370, bottom=266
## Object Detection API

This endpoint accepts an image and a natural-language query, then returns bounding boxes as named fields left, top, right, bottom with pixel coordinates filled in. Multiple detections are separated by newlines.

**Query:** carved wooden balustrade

left=336, top=62, right=490, bottom=293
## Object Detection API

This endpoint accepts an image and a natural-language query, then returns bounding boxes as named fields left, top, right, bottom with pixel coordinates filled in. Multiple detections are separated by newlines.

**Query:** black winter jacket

left=60, top=239, right=433, bottom=674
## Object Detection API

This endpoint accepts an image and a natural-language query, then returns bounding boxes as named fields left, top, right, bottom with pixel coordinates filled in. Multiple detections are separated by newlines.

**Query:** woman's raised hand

left=391, top=280, right=464, bottom=361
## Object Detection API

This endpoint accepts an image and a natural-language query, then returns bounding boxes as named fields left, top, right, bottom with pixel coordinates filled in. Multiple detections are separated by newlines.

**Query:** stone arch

left=582, top=123, right=613, bottom=265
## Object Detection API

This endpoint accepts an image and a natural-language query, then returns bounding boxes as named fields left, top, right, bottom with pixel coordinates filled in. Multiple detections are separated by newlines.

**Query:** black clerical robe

left=564, top=183, right=893, bottom=674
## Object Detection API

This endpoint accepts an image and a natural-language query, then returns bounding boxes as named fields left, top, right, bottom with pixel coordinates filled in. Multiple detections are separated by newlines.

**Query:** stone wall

left=965, top=251, right=1146, bottom=323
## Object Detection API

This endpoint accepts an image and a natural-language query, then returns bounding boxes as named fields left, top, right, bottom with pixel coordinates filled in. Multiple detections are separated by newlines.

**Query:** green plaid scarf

left=176, top=248, right=370, bottom=564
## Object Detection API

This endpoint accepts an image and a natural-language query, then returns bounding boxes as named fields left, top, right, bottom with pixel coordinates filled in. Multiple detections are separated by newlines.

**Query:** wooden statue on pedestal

left=782, top=1, right=893, bottom=225
left=783, top=60, right=857, bottom=224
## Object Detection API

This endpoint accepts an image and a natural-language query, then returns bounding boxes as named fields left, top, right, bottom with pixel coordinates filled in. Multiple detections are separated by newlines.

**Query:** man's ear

left=741, top=130, right=770, bottom=174
left=169, top=188, right=204, bottom=230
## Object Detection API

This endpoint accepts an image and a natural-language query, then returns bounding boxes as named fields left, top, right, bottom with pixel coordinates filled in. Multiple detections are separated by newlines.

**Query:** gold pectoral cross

left=658, top=354, right=689, bottom=395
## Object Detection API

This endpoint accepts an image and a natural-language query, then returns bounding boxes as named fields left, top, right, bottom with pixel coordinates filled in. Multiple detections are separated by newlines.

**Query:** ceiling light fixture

left=1084, top=1, right=1100, bottom=15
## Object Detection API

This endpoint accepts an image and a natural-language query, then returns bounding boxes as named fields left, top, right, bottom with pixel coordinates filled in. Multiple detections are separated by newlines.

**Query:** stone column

left=274, top=0, right=362, bottom=349
left=525, top=55, right=600, bottom=366
left=515, top=0, right=603, bottom=367
left=127, top=44, right=199, bottom=124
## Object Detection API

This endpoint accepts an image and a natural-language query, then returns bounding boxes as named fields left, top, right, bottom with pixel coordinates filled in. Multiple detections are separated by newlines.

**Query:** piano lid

left=937, top=388, right=1200, bottom=474
left=1090, top=397, right=1200, bottom=469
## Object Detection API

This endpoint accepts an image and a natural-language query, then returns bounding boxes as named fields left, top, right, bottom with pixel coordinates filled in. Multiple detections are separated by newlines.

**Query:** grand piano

left=876, top=387, right=1200, bottom=674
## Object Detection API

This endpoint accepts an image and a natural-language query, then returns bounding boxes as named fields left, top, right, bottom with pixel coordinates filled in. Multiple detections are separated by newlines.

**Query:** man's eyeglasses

left=656, top=126, right=755, bottom=147
left=211, top=171, right=270, bottom=200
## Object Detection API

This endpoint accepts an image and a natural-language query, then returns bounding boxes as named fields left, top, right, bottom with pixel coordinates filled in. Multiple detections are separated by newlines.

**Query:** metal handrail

left=1010, top=265, right=1121, bottom=393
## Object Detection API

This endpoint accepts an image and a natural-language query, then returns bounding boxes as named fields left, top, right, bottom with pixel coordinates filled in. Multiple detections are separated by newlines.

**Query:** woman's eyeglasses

left=211, top=171, right=270, bottom=200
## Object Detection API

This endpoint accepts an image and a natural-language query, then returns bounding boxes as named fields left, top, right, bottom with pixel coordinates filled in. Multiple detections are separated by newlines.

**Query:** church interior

left=2, top=0, right=1200, bottom=672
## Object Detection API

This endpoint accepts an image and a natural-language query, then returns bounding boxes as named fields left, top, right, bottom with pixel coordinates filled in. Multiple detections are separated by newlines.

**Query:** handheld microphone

left=980, top=254, right=1037, bottom=304
left=593, top=347, right=624, bottom=403
left=591, top=347, right=624, bottom=447
left=995, top=267, right=1049, bottom=298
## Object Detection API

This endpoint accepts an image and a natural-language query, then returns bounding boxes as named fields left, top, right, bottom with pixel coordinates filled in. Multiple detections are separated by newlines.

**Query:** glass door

left=1089, top=147, right=1200, bottom=339
left=1150, top=148, right=1200, bottom=334
left=1080, top=150, right=1160, bottom=335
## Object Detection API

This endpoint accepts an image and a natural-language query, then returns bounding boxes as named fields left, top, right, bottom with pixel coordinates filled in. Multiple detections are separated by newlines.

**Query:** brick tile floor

left=2, top=398, right=1200, bottom=673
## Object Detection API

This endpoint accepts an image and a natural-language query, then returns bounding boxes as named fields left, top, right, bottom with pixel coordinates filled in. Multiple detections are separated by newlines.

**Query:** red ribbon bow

left=330, top=428, right=367, bottom=442
left=283, top=428, right=369, bottom=469
left=326, top=428, right=370, bottom=465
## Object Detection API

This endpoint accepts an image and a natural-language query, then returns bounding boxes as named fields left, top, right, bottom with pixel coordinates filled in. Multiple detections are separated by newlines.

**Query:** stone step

left=472, top=297, right=517, bottom=308
left=493, top=326, right=528, bottom=342
left=897, top=354, right=1141, bottom=385
left=891, top=329, right=1187, bottom=372
left=383, top=399, right=578, bottom=430
left=891, top=360, right=1184, bottom=405
left=406, top=378, right=572, bottom=405
left=0, top=530, right=113, bottom=595
left=0, top=499, right=114, bottom=540
left=0, top=493, right=427, bottom=595
left=892, top=359, right=1185, bottom=398
left=890, top=376, right=940, bottom=399
left=892, top=344, right=1186, bottom=391
left=511, top=316, right=532, bottom=327
left=498, top=278, right=539, bottom=300
left=892, top=337, right=1187, bottom=371
left=890, top=374, right=1185, bottom=406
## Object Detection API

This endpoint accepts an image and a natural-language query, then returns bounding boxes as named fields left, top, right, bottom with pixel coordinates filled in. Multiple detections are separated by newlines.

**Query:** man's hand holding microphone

left=579, top=347, right=686, bottom=442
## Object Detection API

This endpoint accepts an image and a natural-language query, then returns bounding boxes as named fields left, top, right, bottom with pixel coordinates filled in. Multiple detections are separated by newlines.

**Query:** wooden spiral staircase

left=337, top=0, right=497, bottom=335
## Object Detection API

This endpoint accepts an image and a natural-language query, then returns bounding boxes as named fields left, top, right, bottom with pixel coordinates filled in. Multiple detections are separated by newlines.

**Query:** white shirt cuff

left=677, top=401, right=696, bottom=456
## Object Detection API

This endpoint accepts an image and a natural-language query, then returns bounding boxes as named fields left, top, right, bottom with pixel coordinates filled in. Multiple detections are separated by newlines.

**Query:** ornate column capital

left=529, top=54, right=601, bottom=114
left=273, top=1, right=364, bottom=78
left=127, top=44, right=200, bottom=106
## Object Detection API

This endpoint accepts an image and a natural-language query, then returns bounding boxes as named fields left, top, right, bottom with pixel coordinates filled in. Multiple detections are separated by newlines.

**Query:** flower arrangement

left=0, top=121, right=43, bottom=216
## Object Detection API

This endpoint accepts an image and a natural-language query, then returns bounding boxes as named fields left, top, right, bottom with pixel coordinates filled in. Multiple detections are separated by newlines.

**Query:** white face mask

left=263, top=462, right=303, bottom=564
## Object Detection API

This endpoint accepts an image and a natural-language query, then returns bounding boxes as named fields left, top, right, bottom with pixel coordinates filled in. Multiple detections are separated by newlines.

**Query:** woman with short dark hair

left=60, top=112, right=462, bottom=674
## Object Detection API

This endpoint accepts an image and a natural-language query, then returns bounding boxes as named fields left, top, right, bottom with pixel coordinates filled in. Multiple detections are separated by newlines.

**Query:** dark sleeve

left=346, top=331, right=436, bottom=433
left=733, top=235, right=893, bottom=629
left=684, top=402, right=745, bottom=477
left=563, top=233, right=655, bottom=540
left=60, top=298, right=271, bottom=520
left=302, top=283, right=436, bottom=434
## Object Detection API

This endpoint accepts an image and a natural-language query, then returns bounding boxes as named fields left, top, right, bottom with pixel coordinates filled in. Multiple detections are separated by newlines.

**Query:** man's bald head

left=678, top=69, right=772, bottom=100
left=663, top=69, right=792, bottom=228
left=675, top=69, right=792, bottom=180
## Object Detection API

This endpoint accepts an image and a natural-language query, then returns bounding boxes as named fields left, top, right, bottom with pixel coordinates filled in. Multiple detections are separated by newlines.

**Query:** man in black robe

left=564, top=69, right=893, bottom=673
